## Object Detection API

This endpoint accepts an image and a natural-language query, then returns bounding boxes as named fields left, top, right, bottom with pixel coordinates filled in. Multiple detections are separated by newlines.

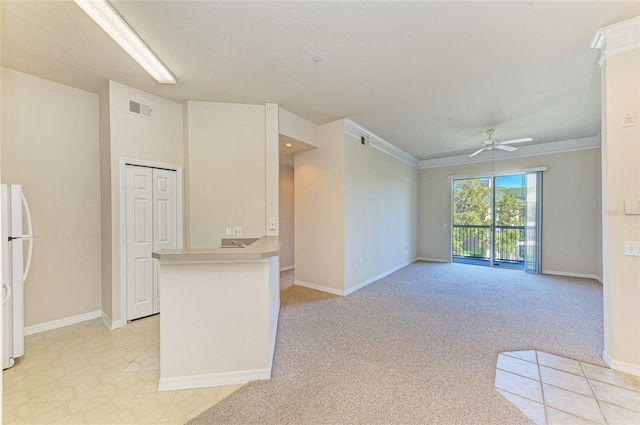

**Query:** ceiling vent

left=128, top=99, right=154, bottom=119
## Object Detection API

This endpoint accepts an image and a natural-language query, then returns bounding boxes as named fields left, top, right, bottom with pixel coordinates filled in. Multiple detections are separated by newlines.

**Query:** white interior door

left=125, top=165, right=178, bottom=320
left=152, top=168, right=177, bottom=314
left=126, top=166, right=154, bottom=320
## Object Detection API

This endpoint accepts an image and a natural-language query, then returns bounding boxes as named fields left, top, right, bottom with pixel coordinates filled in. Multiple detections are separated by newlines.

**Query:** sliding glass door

left=452, top=177, right=492, bottom=265
left=452, top=172, right=542, bottom=271
left=493, top=175, right=526, bottom=267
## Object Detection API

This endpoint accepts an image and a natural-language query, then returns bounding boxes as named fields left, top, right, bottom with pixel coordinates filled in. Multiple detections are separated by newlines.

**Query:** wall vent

left=127, top=99, right=154, bottom=119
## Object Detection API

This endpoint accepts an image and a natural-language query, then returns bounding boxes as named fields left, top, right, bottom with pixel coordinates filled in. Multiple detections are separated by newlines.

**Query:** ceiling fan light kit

left=469, top=129, right=533, bottom=157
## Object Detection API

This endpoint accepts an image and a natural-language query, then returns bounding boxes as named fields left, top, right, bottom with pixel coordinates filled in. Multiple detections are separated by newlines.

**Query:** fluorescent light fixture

left=74, top=0, right=176, bottom=84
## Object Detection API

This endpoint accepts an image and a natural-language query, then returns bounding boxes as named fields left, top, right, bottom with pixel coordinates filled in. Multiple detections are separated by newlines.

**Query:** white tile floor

left=3, top=315, right=243, bottom=424
left=496, top=350, right=640, bottom=425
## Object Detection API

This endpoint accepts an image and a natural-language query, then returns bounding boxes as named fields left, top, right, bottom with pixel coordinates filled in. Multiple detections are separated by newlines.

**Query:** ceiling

left=2, top=1, right=638, bottom=160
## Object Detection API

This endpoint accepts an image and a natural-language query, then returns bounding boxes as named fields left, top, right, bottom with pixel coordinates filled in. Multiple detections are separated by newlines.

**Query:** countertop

left=151, top=236, right=281, bottom=262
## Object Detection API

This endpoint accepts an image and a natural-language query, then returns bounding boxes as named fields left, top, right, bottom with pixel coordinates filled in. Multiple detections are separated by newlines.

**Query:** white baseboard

left=294, top=280, right=345, bottom=296
left=101, top=312, right=123, bottom=330
left=295, top=259, right=416, bottom=297
left=542, top=270, right=600, bottom=281
left=344, top=259, right=416, bottom=296
left=280, top=265, right=294, bottom=272
left=270, top=306, right=280, bottom=365
left=417, top=257, right=450, bottom=263
left=24, top=310, right=102, bottom=336
left=603, top=350, right=640, bottom=377
left=158, top=368, right=271, bottom=391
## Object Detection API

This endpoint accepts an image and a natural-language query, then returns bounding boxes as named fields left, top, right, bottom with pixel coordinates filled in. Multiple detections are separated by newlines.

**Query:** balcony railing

left=453, top=224, right=525, bottom=265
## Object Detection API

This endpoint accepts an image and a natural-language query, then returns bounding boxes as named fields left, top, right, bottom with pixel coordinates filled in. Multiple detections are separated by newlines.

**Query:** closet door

left=152, top=168, right=178, bottom=314
left=125, top=165, right=178, bottom=320
left=125, top=166, right=154, bottom=320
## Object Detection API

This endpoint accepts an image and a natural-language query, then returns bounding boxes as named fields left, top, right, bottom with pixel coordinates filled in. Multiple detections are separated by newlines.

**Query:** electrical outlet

left=268, top=218, right=277, bottom=231
left=624, top=241, right=640, bottom=256
left=232, top=227, right=242, bottom=236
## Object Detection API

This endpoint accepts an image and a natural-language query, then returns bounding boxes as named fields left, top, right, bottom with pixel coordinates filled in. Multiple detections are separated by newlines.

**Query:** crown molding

left=344, top=119, right=420, bottom=168
left=590, top=16, right=640, bottom=66
left=418, top=135, right=600, bottom=169
left=340, top=120, right=599, bottom=170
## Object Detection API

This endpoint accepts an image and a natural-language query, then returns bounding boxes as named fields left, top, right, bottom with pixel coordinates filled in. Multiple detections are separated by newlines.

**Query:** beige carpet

left=188, top=261, right=604, bottom=424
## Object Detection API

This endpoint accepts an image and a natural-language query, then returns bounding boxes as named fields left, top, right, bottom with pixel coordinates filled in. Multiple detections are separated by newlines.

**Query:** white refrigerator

left=2, top=184, right=33, bottom=369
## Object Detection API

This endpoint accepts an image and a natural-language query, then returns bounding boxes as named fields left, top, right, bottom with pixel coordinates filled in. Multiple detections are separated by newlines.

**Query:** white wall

left=600, top=45, right=640, bottom=374
left=159, top=260, right=274, bottom=382
left=541, top=149, right=600, bottom=276
left=1, top=68, right=102, bottom=326
left=99, top=83, right=112, bottom=320
left=279, top=107, right=319, bottom=147
left=279, top=164, right=294, bottom=272
left=295, top=119, right=419, bottom=295
left=344, top=133, right=418, bottom=291
left=185, top=101, right=266, bottom=248
left=103, top=81, right=184, bottom=324
left=596, top=147, right=603, bottom=281
left=295, top=120, right=346, bottom=292
left=418, top=148, right=601, bottom=278
left=265, top=104, right=279, bottom=239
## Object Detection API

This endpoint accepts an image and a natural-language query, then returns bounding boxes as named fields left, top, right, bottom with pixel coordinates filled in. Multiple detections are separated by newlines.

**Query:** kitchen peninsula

left=152, top=236, right=281, bottom=391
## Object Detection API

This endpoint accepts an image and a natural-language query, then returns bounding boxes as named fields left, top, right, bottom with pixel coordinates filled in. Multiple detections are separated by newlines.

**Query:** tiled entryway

left=3, top=315, right=242, bottom=424
left=496, top=350, right=640, bottom=424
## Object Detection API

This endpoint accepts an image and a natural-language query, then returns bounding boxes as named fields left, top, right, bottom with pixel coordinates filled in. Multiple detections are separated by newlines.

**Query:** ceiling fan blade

left=495, top=144, right=517, bottom=152
left=501, top=137, right=533, bottom=145
left=469, top=147, right=487, bottom=157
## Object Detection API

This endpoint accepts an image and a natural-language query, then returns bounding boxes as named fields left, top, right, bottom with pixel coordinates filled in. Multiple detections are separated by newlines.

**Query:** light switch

left=226, top=227, right=232, bottom=236
left=624, top=241, right=640, bottom=256
left=622, top=113, right=635, bottom=127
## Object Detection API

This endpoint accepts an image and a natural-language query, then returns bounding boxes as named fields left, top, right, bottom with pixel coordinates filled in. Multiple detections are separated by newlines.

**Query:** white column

left=265, top=104, right=279, bottom=237
left=591, top=17, right=640, bottom=375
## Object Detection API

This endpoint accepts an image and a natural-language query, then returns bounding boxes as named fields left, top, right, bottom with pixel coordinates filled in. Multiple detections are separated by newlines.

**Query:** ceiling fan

left=469, top=129, right=533, bottom=157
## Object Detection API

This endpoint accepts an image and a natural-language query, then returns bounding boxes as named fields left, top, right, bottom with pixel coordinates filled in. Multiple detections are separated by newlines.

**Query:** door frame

left=119, top=158, right=183, bottom=327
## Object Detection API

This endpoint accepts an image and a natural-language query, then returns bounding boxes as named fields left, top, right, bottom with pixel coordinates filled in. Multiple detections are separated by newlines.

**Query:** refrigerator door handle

left=21, top=192, right=34, bottom=283
left=2, top=283, right=11, bottom=305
